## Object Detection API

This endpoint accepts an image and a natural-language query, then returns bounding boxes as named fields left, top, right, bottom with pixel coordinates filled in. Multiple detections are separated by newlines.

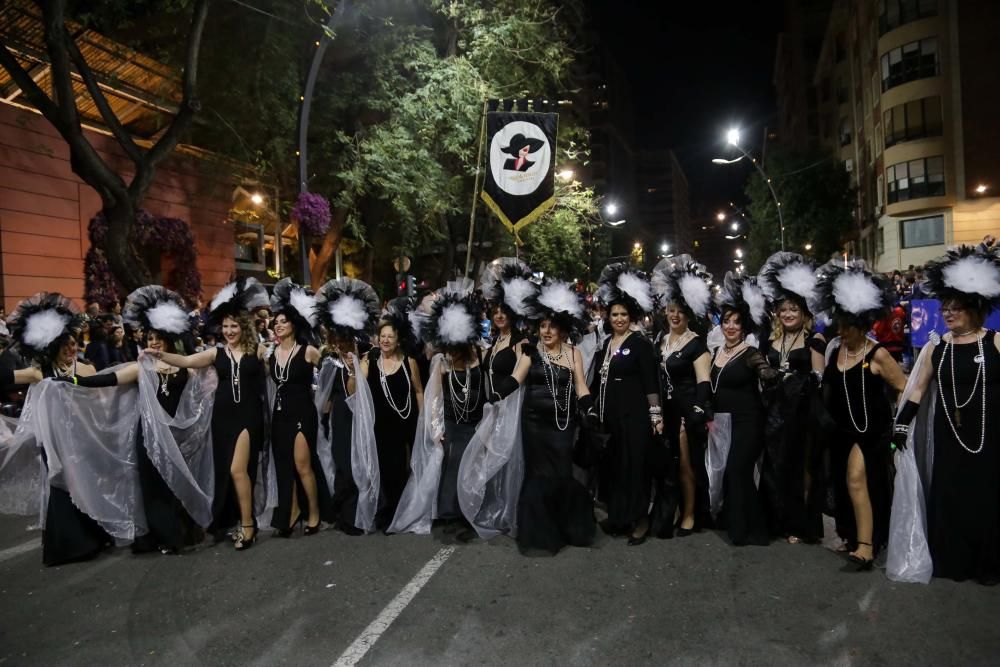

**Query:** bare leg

left=294, top=432, right=320, bottom=527
left=678, top=427, right=695, bottom=530
left=230, top=429, right=255, bottom=544
left=846, top=443, right=873, bottom=561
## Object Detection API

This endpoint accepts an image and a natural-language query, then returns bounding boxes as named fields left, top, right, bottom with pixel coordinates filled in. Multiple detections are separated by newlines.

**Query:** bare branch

left=0, top=42, right=60, bottom=120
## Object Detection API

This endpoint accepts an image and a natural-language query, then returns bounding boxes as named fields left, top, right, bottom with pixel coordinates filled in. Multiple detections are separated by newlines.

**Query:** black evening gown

left=591, top=334, right=659, bottom=531
left=824, top=341, right=893, bottom=552
left=269, top=346, right=333, bottom=530
left=712, top=348, right=774, bottom=546
left=516, top=354, right=596, bottom=553
left=437, top=365, right=484, bottom=520
left=327, top=362, right=359, bottom=530
left=659, top=336, right=712, bottom=529
left=928, top=330, right=1000, bottom=583
left=210, top=348, right=265, bottom=535
left=760, top=340, right=824, bottom=541
left=41, top=364, right=110, bottom=567
left=368, top=349, right=419, bottom=530
left=133, top=368, right=201, bottom=553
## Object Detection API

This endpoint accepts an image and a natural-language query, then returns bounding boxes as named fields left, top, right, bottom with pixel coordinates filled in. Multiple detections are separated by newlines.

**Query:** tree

left=0, top=0, right=210, bottom=291
left=743, top=147, right=854, bottom=272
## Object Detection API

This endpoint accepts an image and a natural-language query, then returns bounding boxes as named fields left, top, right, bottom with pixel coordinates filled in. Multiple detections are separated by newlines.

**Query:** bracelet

left=648, top=405, right=662, bottom=414
left=72, top=376, right=78, bottom=385
left=650, top=415, right=663, bottom=424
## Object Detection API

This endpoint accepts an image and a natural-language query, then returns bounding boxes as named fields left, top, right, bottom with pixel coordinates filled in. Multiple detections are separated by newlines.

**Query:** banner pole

left=464, top=100, right=489, bottom=280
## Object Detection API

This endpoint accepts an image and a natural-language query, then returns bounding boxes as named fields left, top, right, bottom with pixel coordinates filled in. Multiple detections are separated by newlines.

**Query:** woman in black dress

left=148, top=278, right=269, bottom=551
left=480, top=258, right=533, bottom=397
left=315, top=277, right=381, bottom=536
left=651, top=256, right=714, bottom=536
left=491, top=280, right=596, bottom=554
left=592, top=263, right=661, bottom=545
left=890, top=245, right=1000, bottom=583
left=816, top=262, right=906, bottom=570
left=4, top=294, right=108, bottom=566
left=357, top=302, right=424, bottom=531
left=711, top=273, right=781, bottom=546
left=756, top=252, right=828, bottom=544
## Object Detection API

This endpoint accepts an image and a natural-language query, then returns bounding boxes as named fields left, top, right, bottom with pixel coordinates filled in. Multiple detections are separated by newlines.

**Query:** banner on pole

left=480, top=112, right=558, bottom=243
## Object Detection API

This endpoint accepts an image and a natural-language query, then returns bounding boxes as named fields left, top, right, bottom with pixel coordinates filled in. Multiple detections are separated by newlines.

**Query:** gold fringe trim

left=480, top=191, right=556, bottom=246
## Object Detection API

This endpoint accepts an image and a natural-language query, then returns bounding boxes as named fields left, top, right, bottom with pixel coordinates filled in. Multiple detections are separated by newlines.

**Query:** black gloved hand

left=54, top=372, right=119, bottom=388
left=891, top=399, right=920, bottom=452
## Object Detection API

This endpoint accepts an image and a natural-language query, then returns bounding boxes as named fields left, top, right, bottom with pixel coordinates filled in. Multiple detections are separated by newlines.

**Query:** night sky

left=586, top=0, right=784, bottom=214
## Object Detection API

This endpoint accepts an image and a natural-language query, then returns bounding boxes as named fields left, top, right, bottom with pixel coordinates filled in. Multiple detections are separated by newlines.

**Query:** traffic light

left=405, top=274, right=416, bottom=297
left=397, top=273, right=416, bottom=297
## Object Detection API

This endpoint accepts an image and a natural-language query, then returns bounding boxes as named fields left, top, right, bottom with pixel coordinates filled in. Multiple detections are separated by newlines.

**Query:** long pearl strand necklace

left=447, top=356, right=480, bottom=423
left=272, top=343, right=299, bottom=412
left=839, top=339, right=869, bottom=434
left=598, top=331, right=631, bottom=422
left=541, top=344, right=573, bottom=431
left=710, top=341, right=746, bottom=394
left=378, top=352, right=412, bottom=420
left=937, top=331, right=987, bottom=454
left=225, top=346, right=243, bottom=404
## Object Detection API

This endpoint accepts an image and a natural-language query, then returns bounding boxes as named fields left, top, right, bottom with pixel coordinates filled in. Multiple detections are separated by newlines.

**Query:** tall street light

left=714, top=128, right=785, bottom=251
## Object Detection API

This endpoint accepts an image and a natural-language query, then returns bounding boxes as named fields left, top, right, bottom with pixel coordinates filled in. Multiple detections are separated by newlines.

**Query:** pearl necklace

left=447, top=357, right=480, bottom=423
left=226, top=346, right=242, bottom=404
left=839, top=339, right=869, bottom=433
left=53, top=360, right=76, bottom=378
left=272, top=343, right=300, bottom=412
left=378, top=352, right=412, bottom=420
left=710, top=342, right=746, bottom=394
left=937, top=331, right=987, bottom=454
left=488, top=332, right=511, bottom=392
left=598, top=332, right=632, bottom=421
left=661, top=330, right=695, bottom=399
left=540, top=344, right=573, bottom=431
left=157, top=365, right=177, bottom=396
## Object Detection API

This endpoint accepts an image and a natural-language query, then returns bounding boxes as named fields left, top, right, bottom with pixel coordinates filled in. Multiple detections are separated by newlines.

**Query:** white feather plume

left=741, top=282, right=768, bottom=325
left=289, top=288, right=318, bottom=327
left=833, top=271, right=882, bottom=315
left=503, top=277, right=535, bottom=316
left=617, top=272, right=653, bottom=313
left=777, top=263, right=818, bottom=303
left=437, top=303, right=475, bottom=344
left=329, top=295, right=367, bottom=330
left=209, top=282, right=237, bottom=312
left=538, top=281, right=583, bottom=317
left=943, top=255, right=1000, bottom=298
left=408, top=310, right=426, bottom=339
left=24, top=310, right=70, bottom=349
left=146, top=301, right=189, bottom=334
left=679, top=274, right=711, bottom=317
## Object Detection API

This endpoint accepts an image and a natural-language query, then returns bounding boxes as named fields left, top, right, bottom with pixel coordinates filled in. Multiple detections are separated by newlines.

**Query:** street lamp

left=735, top=248, right=743, bottom=259
left=606, top=202, right=619, bottom=217
left=633, top=241, right=642, bottom=250
left=250, top=192, right=264, bottom=206
left=713, top=126, right=785, bottom=251
left=804, top=243, right=813, bottom=251
left=660, top=242, right=670, bottom=254
left=557, top=169, right=575, bottom=181
left=716, top=212, right=726, bottom=221
left=730, top=221, right=739, bottom=232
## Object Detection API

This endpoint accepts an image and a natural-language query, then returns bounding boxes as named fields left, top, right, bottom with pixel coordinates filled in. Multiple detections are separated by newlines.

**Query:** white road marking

left=0, top=538, right=41, bottom=563
left=332, top=546, right=456, bottom=667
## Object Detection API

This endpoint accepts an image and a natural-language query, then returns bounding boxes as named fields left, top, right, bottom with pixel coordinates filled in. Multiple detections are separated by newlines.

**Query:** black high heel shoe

left=274, top=512, right=302, bottom=538
left=303, top=520, right=321, bottom=536
left=846, top=541, right=874, bottom=571
left=234, top=525, right=257, bottom=551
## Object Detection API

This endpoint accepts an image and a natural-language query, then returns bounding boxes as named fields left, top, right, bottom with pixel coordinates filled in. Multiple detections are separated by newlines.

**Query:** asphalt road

left=0, top=512, right=997, bottom=666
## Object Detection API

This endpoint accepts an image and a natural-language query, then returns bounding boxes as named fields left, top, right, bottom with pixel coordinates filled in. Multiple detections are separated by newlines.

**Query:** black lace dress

left=268, top=345, right=333, bottom=530
left=210, top=348, right=265, bottom=535
left=516, top=353, right=596, bottom=554
left=761, top=338, right=825, bottom=541
left=368, top=349, right=419, bottom=530
left=824, top=341, right=893, bottom=552
left=928, top=331, right=1000, bottom=583
left=133, top=368, right=201, bottom=553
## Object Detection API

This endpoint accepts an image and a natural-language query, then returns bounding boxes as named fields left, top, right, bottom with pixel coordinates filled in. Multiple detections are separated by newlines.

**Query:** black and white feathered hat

left=715, top=272, right=770, bottom=337
left=122, top=285, right=192, bottom=340
left=382, top=296, right=423, bottom=357
left=479, top=257, right=536, bottom=319
left=922, top=244, right=1000, bottom=315
left=757, top=252, right=819, bottom=315
left=526, top=279, right=587, bottom=340
left=651, top=255, right=714, bottom=321
left=315, top=277, right=380, bottom=340
left=208, top=277, right=269, bottom=325
left=595, top=262, right=655, bottom=318
left=422, top=279, right=484, bottom=354
left=814, top=260, right=893, bottom=329
left=8, top=292, right=86, bottom=363
left=269, top=277, right=319, bottom=342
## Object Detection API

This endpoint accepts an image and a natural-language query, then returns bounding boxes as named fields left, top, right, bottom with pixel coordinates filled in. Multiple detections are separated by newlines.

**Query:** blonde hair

left=769, top=300, right=814, bottom=341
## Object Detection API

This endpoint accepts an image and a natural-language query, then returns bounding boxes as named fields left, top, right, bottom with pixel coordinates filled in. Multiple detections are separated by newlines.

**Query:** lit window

left=901, top=215, right=944, bottom=248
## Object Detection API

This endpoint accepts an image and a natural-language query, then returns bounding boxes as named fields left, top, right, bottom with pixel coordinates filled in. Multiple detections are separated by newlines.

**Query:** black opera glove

left=687, top=381, right=713, bottom=426
left=578, top=393, right=595, bottom=416
left=54, top=373, right=119, bottom=388
left=488, top=375, right=520, bottom=403
left=891, top=400, right=920, bottom=452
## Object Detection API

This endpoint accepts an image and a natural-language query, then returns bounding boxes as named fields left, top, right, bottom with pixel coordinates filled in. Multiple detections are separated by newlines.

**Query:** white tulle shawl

left=347, top=353, right=380, bottom=532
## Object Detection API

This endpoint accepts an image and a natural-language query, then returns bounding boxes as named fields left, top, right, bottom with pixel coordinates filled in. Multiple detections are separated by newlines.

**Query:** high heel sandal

left=846, top=541, right=874, bottom=571
left=274, top=513, right=302, bottom=538
left=234, top=525, right=257, bottom=551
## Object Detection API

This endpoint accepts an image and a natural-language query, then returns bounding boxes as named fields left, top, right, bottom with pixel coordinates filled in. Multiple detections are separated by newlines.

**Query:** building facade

left=636, top=148, right=692, bottom=259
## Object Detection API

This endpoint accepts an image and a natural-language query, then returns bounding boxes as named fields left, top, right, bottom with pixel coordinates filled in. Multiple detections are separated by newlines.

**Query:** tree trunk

left=104, top=200, right=153, bottom=291
left=308, top=207, right=348, bottom=289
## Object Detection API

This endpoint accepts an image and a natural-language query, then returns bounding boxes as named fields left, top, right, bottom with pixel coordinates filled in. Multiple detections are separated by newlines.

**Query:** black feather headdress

left=757, top=252, right=819, bottom=315
left=8, top=292, right=85, bottom=363
left=122, top=285, right=192, bottom=340
left=479, top=257, right=536, bottom=319
left=269, top=277, right=318, bottom=342
left=422, top=281, right=484, bottom=355
left=650, top=255, right=714, bottom=321
left=525, top=279, right=587, bottom=340
left=922, top=244, right=1000, bottom=315
left=814, top=260, right=893, bottom=329
left=208, top=277, right=270, bottom=325
left=381, top=296, right=423, bottom=357
left=595, top=262, right=655, bottom=318
left=715, top=272, right=770, bottom=338
left=315, top=278, right=380, bottom=340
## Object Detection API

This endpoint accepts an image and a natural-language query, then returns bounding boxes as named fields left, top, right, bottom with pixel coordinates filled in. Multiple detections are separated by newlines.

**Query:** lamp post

left=713, top=128, right=785, bottom=251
